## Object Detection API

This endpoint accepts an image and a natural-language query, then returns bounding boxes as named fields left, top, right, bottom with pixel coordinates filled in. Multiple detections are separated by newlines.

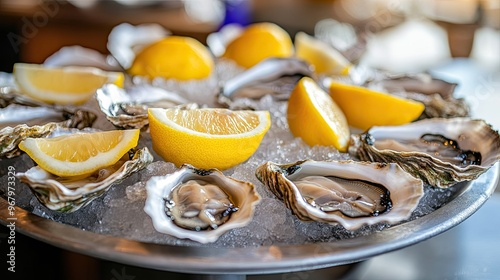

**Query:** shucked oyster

left=256, top=160, right=423, bottom=230
left=349, top=118, right=500, bottom=188
left=16, top=147, right=153, bottom=212
left=0, top=106, right=96, bottom=158
left=1, top=85, right=97, bottom=157
left=368, top=73, right=469, bottom=119
left=1, top=85, right=97, bottom=128
left=217, top=58, right=314, bottom=108
left=144, top=164, right=261, bottom=243
left=96, top=84, right=193, bottom=129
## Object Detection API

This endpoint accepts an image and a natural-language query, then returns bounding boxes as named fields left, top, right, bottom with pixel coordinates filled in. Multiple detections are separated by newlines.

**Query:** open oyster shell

left=349, top=118, right=500, bottom=188
left=1, top=86, right=96, bottom=127
left=16, top=147, right=153, bottom=213
left=255, top=160, right=424, bottom=230
left=107, top=22, right=170, bottom=69
left=370, top=73, right=469, bottom=119
left=144, top=164, right=261, bottom=244
left=217, top=58, right=314, bottom=108
left=0, top=109, right=97, bottom=158
left=96, top=84, right=193, bottom=129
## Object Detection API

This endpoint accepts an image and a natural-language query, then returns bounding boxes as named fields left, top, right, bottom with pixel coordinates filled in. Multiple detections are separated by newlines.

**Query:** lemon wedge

left=222, top=22, right=293, bottom=68
left=13, top=63, right=123, bottom=105
left=328, top=80, right=426, bottom=130
left=129, top=36, right=214, bottom=80
left=287, top=77, right=350, bottom=152
left=148, top=107, right=271, bottom=170
left=294, top=32, right=351, bottom=76
left=19, top=130, right=140, bottom=177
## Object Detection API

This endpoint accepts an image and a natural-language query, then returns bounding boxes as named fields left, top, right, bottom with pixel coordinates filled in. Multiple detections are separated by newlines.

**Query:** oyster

left=217, top=58, right=314, bottom=107
left=1, top=86, right=97, bottom=157
left=349, top=118, right=500, bottom=188
left=96, top=84, right=193, bottom=129
left=1, top=85, right=97, bottom=127
left=107, top=22, right=170, bottom=69
left=0, top=107, right=97, bottom=158
left=370, top=73, right=469, bottom=119
left=256, top=160, right=423, bottom=230
left=144, top=164, right=261, bottom=243
left=16, top=147, right=153, bottom=212
left=44, top=45, right=122, bottom=72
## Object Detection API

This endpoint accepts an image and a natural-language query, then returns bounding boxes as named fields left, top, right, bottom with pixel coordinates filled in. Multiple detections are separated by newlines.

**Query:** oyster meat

left=349, top=118, right=500, bottom=188
left=16, top=147, right=153, bottom=213
left=256, top=160, right=423, bottom=230
left=144, top=164, right=260, bottom=243
left=166, top=179, right=238, bottom=231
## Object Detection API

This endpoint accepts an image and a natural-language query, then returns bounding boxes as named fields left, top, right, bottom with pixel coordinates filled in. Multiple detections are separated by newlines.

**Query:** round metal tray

left=1, top=165, right=498, bottom=275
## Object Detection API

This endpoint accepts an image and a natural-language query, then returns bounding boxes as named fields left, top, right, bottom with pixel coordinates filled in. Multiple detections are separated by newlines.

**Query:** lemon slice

left=328, top=80, right=425, bottom=130
left=287, top=77, right=350, bottom=152
left=13, top=63, right=124, bottom=105
left=18, top=130, right=140, bottom=177
left=294, top=32, right=351, bottom=76
left=222, top=22, right=293, bottom=68
left=148, top=108, right=271, bottom=170
left=129, top=36, right=214, bottom=80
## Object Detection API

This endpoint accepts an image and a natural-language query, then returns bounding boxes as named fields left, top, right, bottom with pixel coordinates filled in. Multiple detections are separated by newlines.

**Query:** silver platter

left=1, top=164, right=498, bottom=275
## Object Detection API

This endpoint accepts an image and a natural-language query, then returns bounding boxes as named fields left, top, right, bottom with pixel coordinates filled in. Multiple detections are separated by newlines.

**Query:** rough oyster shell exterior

left=255, top=160, right=424, bottom=230
left=144, top=164, right=261, bottom=243
left=349, top=118, right=500, bottom=188
left=217, top=58, right=314, bottom=108
left=0, top=109, right=96, bottom=158
left=16, top=147, right=153, bottom=213
left=96, top=84, right=192, bottom=129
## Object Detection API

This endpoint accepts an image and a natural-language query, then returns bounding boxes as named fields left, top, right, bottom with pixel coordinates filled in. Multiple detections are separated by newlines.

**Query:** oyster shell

left=144, top=164, right=261, bottom=243
left=1, top=85, right=97, bottom=157
left=217, top=58, right=314, bottom=107
left=255, top=160, right=423, bottom=230
left=349, top=118, right=500, bottom=188
left=370, top=73, right=469, bottom=119
left=96, top=84, right=193, bottom=129
left=44, top=45, right=122, bottom=72
left=107, top=22, right=170, bottom=69
left=1, top=85, right=97, bottom=127
left=0, top=109, right=97, bottom=158
left=16, top=147, right=153, bottom=213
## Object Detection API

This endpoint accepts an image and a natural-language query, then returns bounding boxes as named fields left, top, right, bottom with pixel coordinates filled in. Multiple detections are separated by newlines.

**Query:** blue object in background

left=219, top=0, right=252, bottom=30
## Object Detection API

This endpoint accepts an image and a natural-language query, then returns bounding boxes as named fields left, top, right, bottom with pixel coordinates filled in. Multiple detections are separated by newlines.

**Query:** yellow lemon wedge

left=287, top=77, right=350, bottom=152
left=13, top=63, right=124, bottom=105
left=222, top=22, right=293, bottom=68
left=294, top=32, right=351, bottom=76
left=129, top=36, right=214, bottom=80
left=328, top=80, right=426, bottom=130
left=18, top=129, right=140, bottom=177
left=148, top=107, right=271, bottom=170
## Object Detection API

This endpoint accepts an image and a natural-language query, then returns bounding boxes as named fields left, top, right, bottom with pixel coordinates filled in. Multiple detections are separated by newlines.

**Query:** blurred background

left=0, top=0, right=499, bottom=72
left=1, top=1, right=499, bottom=280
